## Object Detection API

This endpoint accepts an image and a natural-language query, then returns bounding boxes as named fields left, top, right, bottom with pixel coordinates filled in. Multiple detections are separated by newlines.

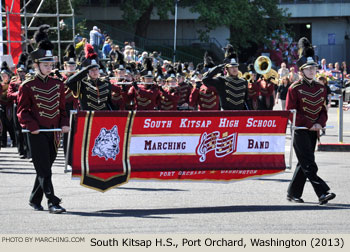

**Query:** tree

left=120, top=0, right=176, bottom=39
left=187, top=0, right=290, bottom=56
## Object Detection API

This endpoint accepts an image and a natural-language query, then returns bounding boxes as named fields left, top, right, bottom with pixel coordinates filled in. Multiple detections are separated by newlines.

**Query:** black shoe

left=48, top=204, right=66, bottom=214
left=287, top=195, right=304, bottom=203
left=29, top=202, right=44, bottom=211
left=319, top=193, right=336, bottom=205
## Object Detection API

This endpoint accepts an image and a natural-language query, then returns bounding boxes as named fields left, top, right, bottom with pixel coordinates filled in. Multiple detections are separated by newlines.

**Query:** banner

left=72, top=111, right=290, bottom=192
left=5, top=0, right=22, bottom=65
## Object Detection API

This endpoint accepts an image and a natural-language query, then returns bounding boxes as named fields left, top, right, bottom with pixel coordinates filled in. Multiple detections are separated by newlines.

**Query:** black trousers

left=0, top=107, right=16, bottom=146
left=29, top=132, right=61, bottom=205
left=287, top=130, right=330, bottom=198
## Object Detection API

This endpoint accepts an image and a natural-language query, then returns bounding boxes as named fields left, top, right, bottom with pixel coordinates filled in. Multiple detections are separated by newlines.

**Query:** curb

left=317, top=143, right=350, bottom=152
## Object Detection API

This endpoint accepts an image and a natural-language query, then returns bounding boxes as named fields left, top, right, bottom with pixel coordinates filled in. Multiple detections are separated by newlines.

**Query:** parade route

left=0, top=107, right=349, bottom=234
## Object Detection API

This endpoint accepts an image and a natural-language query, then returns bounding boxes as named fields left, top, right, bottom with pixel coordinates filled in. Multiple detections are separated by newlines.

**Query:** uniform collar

left=302, top=76, right=314, bottom=87
left=36, top=73, right=49, bottom=83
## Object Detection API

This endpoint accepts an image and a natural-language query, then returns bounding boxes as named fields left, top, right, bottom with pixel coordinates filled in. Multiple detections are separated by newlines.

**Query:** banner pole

left=21, top=128, right=63, bottom=133
left=288, top=109, right=296, bottom=170
left=64, top=110, right=77, bottom=173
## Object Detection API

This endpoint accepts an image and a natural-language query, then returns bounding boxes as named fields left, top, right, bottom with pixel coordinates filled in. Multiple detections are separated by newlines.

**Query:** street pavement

left=0, top=106, right=349, bottom=234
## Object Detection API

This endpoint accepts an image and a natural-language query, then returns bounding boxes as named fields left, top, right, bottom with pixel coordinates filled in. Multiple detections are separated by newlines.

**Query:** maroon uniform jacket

left=128, top=85, right=160, bottom=110
left=110, top=84, right=126, bottom=110
left=189, top=85, right=220, bottom=111
left=17, top=74, right=69, bottom=132
left=259, top=79, right=274, bottom=97
left=286, top=79, right=328, bottom=129
left=7, top=77, right=22, bottom=104
left=159, top=87, right=180, bottom=110
left=247, top=81, right=260, bottom=110
left=177, top=81, right=192, bottom=107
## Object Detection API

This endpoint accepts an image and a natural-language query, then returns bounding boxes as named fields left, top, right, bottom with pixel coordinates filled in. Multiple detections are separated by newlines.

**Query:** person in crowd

left=89, top=26, right=102, bottom=55
left=275, top=76, right=291, bottom=110
left=288, top=66, right=299, bottom=83
left=102, top=38, right=112, bottom=59
left=278, top=62, right=289, bottom=83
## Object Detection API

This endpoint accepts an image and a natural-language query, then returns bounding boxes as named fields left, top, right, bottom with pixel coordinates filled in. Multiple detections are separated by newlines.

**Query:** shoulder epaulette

left=290, top=80, right=303, bottom=89
left=20, top=76, right=35, bottom=86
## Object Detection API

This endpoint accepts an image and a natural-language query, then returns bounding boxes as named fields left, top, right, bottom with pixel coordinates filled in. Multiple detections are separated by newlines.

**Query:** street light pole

left=173, top=0, right=179, bottom=63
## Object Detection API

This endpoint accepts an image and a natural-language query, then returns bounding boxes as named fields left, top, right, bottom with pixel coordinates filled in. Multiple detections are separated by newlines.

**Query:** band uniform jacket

left=17, top=74, right=69, bottom=132
left=247, top=81, right=260, bottom=110
left=110, top=83, right=126, bottom=110
left=7, top=76, right=22, bottom=104
left=128, top=85, right=160, bottom=110
left=189, top=84, right=220, bottom=110
left=62, top=75, right=79, bottom=111
left=177, top=81, right=192, bottom=107
left=286, top=79, right=328, bottom=129
left=258, top=79, right=274, bottom=109
left=159, top=87, right=180, bottom=110
left=66, top=76, right=117, bottom=111
left=202, top=66, right=248, bottom=110
left=1, top=81, right=13, bottom=122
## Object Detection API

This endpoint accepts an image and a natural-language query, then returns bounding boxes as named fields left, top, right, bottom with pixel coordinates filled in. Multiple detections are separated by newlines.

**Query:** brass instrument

left=263, top=69, right=278, bottom=85
left=254, top=56, right=272, bottom=75
left=243, top=72, right=252, bottom=82
left=238, top=70, right=243, bottom=78
left=254, top=55, right=278, bottom=84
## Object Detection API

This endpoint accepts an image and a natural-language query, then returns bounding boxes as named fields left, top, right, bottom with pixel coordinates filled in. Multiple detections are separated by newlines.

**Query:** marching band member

left=202, top=58, right=248, bottom=110
left=258, top=74, right=276, bottom=110
left=0, top=63, right=16, bottom=147
left=7, top=63, right=29, bottom=158
left=246, top=70, right=260, bottom=110
left=158, top=74, right=180, bottom=111
left=61, top=57, right=79, bottom=157
left=17, top=39, right=69, bottom=213
left=286, top=37, right=336, bottom=205
left=176, top=64, right=192, bottom=110
left=128, top=70, right=160, bottom=110
left=65, top=44, right=119, bottom=111
left=189, top=76, right=219, bottom=111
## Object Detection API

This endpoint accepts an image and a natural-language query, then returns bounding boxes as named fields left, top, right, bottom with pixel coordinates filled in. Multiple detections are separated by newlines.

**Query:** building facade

left=79, top=0, right=350, bottom=64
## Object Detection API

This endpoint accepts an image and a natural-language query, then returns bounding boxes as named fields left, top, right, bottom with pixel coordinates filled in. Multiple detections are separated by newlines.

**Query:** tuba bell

left=254, top=56, right=272, bottom=75
left=243, top=72, right=252, bottom=82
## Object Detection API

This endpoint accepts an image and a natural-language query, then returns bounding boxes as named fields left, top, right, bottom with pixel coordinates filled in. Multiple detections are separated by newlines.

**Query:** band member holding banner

left=61, top=57, right=79, bottom=157
left=65, top=44, right=118, bottom=111
left=286, top=37, right=336, bottom=205
left=17, top=39, right=69, bottom=213
left=202, top=58, right=248, bottom=110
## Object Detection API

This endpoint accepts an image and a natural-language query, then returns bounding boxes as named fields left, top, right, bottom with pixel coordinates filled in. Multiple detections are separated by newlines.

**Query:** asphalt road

left=0, top=106, right=349, bottom=234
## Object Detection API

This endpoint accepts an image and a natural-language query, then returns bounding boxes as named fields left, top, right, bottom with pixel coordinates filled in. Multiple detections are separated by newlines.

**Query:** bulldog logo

left=92, top=126, right=120, bottom=160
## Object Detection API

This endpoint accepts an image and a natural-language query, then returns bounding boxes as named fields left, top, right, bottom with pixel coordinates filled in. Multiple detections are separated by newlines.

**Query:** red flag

left=6, top=0, right=22, bottom=65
